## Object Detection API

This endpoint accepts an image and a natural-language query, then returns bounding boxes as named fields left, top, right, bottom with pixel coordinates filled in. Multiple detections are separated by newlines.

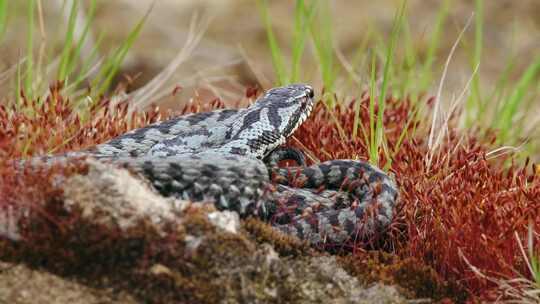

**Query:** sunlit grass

left=56, top=0, right=97, bottom=84
left=464, top=0, right=484, bottom=126
left=291, top=0, right=315, bottom=83
left=258, top=0, right=540, bottom=164
left=255, top=4, right=540, bottom=298
left=368, top=1, right=406, bottom=166
left=418, top=0, right=449, bottom=93
left=0, top=0, right=151, bottom=153
left=24, top=0, right=35, bottom=101
left=308, top=0, right=336, bottom=103
left=495, top=53, right=540, bottom=143
left=7, top=0, right=149, bottom=113
left=91, top=9, right=149, bottom=98
left=256, top=0, right=316, bottom=87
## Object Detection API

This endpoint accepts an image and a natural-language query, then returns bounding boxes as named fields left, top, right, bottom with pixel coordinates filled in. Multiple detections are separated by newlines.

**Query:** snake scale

left=28, top=84, right=398, bottom=247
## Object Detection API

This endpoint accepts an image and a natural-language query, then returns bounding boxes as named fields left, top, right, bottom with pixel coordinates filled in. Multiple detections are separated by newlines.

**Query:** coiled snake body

left=31, top=84, right=398, bottom=247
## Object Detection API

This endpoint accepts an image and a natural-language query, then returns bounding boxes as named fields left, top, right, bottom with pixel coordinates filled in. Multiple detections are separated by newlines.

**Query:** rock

left=62, top=159, right=190, bottom=233
left=280, top=256, right=408, bottom=304
left=207, top=210, right=240, bottom=234
left=0, top=206, right=21, bottom=241
left=0, top=261, right=137, bottom=304
left=0, top=160, right=410, bottom=303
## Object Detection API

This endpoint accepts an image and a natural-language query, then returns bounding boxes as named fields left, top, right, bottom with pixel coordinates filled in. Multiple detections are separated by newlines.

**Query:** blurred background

left=1, top=0, right=539, bottom=150
left=1, top=1, right=539, bottom=98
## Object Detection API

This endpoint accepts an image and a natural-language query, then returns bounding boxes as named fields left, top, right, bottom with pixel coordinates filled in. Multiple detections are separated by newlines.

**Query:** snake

left=25, top=84, right=398, bottom=247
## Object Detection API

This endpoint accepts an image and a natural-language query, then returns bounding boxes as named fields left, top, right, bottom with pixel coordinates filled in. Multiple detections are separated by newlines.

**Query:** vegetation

left=0, top=0, right=539, bottom=302
left=256, top=3, right=540, bottom=300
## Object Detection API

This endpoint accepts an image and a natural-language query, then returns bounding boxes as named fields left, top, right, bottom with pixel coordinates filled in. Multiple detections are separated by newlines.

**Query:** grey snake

left=25, top=84, right=398, bottom=247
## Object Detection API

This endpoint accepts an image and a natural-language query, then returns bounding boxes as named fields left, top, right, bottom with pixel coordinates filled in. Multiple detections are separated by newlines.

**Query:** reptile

left=27, top=84, right=398, bottom=247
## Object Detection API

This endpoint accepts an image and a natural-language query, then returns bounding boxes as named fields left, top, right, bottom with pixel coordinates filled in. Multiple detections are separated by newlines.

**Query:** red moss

left=0, top=82, right=163, bottom=208
left=0, top=83, right=163, bottom=159
left=1, top=86, right=539, bottom=301
left=290, top=94, right=540, bottom=301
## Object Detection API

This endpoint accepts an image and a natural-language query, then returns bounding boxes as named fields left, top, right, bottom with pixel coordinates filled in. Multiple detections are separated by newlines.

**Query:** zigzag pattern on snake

left=27, top=84, right=398, bottom=247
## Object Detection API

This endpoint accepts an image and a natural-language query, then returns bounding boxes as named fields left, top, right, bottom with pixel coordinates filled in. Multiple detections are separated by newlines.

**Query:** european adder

left=26, top=84, right=398, bottom=247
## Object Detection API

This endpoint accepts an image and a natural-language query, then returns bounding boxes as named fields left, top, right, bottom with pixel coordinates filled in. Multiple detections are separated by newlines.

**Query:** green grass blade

left=486, top=54, right=515, bottom=128
left=24, top=0, right=35, bottom=99
left=399, top=15, right=416, bottom=98
left=257, top=0, right=288, bottom=85
left=70, top=32, right=104, bottom=95
left=378, top=1, right=406, bottom=115
left=57, top=0, right=78, bottom=82
left=352, top=96, right=368, bottom=142
left=385, top=102, right=421, bottom=171
left=496, top=53, right=540, bottom=142
left=349, top=31, right=374, bottom=140
left=419, top=0, right=449, bottom=91
left=343, top=28, right=372, bottom=91
left=92, top=9, right=149, bottom=96
left=290, top=0, right=315, bottom=82
left=531, top=253, right=540, bottom=289
left=472, top=0, right=484, bottom=98
left=65, top=0, right=97, bottom=80
left=465, top=0, right=484, bottom=125
left=351, top=85, right=364, bottom=140
left=0, top=0, right=8, bottom=41
left=291, top=0, right=304, bottom=83
left=372, top=0, right=406, bottom=165
left=16, top=59, right=22, bottom=107
left=368, top=53, right=377, bottom=163
left=309, top=0, right=336, bottom=102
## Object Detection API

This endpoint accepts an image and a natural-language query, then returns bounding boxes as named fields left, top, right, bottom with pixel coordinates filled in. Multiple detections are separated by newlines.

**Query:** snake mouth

left=283, top=86, right=315, bottom=139
left=297, top=86, right=315, bottom=127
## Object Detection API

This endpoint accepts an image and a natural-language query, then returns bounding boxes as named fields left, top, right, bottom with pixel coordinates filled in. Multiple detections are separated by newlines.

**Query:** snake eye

left=307, top=86, right=314, bottom=98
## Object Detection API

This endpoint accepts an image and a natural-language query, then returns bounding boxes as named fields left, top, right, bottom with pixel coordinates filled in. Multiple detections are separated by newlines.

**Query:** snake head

left=254, top=84, right=315, bottom=156
left=259, top=83, right=315, bottom=137
left=222, top=84, right=315, bottom=159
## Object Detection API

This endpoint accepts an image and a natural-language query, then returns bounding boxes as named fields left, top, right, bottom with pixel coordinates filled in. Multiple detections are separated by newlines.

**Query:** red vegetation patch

left=291, top=95, right=540, bottom=301
left=1, top=86, right=539, bottom=301
left=0, top=83, right=162, bottom=159
left=0, top=83, right=163, bottom=224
